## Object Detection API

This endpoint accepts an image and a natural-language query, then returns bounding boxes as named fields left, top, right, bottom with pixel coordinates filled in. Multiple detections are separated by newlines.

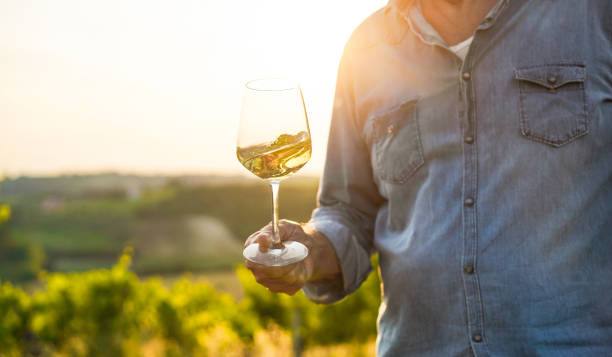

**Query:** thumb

left=278, top=220, right=309, bottom=245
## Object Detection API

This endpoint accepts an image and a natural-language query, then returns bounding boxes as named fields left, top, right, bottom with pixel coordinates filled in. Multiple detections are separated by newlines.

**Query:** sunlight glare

left=0, top=0, right=386, bottom=176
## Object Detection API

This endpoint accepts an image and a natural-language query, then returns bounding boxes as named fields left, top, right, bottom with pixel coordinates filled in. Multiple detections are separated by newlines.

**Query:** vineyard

left=0, top=175, right=380, bottom=356
left=0, top=252, right=380, bottom=356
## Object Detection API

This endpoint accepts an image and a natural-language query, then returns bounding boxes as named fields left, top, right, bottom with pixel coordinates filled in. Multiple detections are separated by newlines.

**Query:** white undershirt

left=449, top=36, right=473, bottom=61
left=413, top=0, right=474, bottom=61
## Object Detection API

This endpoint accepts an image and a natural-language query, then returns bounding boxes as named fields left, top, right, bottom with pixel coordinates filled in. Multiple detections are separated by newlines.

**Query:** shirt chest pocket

left=364, top=100, right=424, bottom=184
left=514, top=64, right=589, bottom=147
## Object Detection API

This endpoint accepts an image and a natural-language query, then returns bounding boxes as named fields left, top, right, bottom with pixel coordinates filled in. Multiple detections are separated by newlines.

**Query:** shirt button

left=464, top=265, right=474, bottom=274
left=472, top=334, right=483, bottom=343
left=464, top=135, right=474, bottom=144
left=464, top=197, right=475, bottom=207
left=547, top=75, right=557, bottom=84
left=462, top=72, right=471, bottom=80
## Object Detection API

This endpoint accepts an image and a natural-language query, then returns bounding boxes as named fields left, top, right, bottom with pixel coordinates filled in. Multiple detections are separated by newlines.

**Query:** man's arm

left=302, top=44, right=384, bottom=303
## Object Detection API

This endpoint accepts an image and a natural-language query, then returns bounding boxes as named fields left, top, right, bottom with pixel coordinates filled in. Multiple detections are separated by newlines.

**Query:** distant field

left=133, top=214, right=244, bottom=274
left=0, top=174, right=319, bottom=283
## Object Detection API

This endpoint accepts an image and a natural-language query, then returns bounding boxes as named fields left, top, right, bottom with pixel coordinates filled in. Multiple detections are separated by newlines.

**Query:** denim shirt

left=305, top=0, right=612, bottom=355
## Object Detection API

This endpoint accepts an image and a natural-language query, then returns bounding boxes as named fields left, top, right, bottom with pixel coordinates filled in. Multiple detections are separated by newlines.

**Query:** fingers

left=244, top=220, right=305, bottom=252
left=246, top=260, right=296, bottom=277
left=245, top=259, right=307, bottom=295
left=277, top=220, right=304, bottom=243
left=243, top=221, right=311, bottom=295
left=244, top=224, right=270, bottom=247
left=244, top=226, right=273, bottom=252
left=256, top=234, right=271, bottom=252
left=265, top=282, right=302, bottom=295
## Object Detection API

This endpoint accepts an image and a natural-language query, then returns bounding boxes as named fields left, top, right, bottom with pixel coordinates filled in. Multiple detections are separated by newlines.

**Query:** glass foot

left=243, top=241, right=309, bottom=266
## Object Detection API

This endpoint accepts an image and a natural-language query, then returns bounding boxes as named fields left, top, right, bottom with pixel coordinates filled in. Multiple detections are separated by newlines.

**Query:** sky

left=0, top=0, right=386, bottom=177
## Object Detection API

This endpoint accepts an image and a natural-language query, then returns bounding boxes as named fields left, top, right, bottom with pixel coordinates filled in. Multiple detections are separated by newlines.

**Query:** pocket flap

left=363, top=99, right=417, bottom=147
left=514, top=64, right=585, bottom=89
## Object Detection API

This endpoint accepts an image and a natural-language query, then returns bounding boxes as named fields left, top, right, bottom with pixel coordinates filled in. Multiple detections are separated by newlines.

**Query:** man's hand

left=244, top=220, right=341, bottom=295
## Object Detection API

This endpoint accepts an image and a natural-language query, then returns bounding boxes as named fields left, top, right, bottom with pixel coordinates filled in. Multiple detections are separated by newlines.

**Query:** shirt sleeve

left=303, top=49, right=384, bottom=304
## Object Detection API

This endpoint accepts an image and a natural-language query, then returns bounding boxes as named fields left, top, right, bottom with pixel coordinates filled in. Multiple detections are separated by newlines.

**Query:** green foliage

left=31, top=253, right=152, bottom=355
left=0, top=252, right=263, bottom=356
left=0, top=281, right=30, bottom=356
left=0, top=252, right=380, bottom=356
left=237, top=256, right=381, bottom=348
left=0, top=204, right=10, bottom=225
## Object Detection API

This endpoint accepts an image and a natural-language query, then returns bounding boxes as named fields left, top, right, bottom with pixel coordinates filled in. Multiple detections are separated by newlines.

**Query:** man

left=245, top=0, right=612, bottom=355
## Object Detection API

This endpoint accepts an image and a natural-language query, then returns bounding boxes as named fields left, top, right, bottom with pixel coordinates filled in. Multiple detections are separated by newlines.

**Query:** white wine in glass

left=237, top=78, right=311, bottom=266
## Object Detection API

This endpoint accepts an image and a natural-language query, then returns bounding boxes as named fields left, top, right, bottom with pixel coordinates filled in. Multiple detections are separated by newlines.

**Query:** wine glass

left=237, top=78, right=311, bottom=266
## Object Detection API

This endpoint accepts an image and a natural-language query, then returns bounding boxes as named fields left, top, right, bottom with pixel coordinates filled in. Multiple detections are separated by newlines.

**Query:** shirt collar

left=384, top=0, right=508, bottom=47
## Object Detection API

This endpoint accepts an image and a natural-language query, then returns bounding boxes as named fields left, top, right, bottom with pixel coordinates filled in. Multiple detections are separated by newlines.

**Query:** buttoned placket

left=457, top=5, right=505, bottom=355
left=459, top=53, right=488, bottom=355
left=397, top=1, right=509, bottom=354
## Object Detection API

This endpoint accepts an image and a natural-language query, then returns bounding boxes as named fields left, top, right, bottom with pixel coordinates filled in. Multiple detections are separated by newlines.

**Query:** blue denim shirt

left=305, top=0, right=612, bottom=355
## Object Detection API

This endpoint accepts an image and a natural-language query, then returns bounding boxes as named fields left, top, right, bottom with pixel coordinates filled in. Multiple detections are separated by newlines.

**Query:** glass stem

left=270, top=181, right=283, bottom=249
